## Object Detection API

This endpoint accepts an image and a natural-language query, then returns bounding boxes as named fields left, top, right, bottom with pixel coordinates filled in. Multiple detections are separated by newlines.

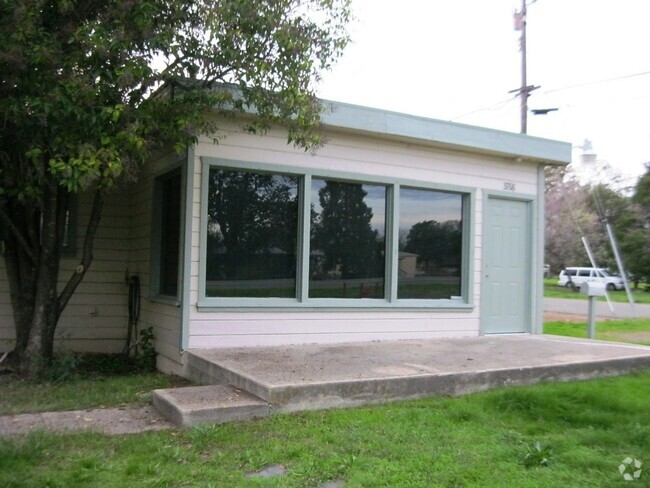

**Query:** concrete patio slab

left=186, top=335, right=650, bottom=412
left=153, top=384, right=270, bottom=426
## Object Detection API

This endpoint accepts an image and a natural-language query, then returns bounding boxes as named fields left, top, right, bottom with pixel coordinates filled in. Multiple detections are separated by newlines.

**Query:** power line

left=449, top=95, right=518, bottom=122
left=542, top=70, right=650, bottom=95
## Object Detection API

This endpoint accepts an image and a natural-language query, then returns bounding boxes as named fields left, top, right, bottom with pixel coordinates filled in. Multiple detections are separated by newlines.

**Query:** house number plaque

left=503, top=182, right=516, bottom=191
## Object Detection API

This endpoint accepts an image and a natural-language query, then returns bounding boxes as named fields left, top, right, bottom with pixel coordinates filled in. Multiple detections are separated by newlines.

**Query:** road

left=544, top=297, right=650, bottom=319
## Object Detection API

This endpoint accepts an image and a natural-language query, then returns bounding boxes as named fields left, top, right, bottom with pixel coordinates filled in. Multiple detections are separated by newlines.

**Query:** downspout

left=180, top=145, right=195, bottom=353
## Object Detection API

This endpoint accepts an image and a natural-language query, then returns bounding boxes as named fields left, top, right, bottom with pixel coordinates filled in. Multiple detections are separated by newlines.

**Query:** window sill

left=197, top=299, right=474, bottom=313
left=149, top=295, right=181, bottom=307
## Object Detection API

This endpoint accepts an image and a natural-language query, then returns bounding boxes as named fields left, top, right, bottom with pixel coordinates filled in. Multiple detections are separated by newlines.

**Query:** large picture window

left=205, top=167, right=300, bottom=298
left=398, top=188, right=463, bottom=299
left=309, top=179, right=386, bottom=299
left=200, top=159, right=471, bottom=308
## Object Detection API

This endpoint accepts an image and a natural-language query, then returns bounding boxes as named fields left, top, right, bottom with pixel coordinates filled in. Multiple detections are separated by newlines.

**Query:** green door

left=482, top=197, right=531, bottom=334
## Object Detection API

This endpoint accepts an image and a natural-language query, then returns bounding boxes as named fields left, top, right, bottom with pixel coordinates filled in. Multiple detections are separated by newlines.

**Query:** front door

left=482, top=197, right=531, bottom=334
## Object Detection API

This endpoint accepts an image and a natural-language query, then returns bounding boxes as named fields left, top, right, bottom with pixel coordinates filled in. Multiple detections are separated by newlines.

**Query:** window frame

left=150, top=165, right=184, bottom=303
left=59, top=195, right=78, bottom=257
left=199, top=157, right=474, bottom=311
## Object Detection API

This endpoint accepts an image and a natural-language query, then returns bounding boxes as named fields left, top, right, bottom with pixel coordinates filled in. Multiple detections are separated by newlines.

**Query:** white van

left=557, top=267, right=624, bottom=291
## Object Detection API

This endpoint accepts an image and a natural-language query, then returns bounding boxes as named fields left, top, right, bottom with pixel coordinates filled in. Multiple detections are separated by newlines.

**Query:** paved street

left=544, top=297, right=650, bottom=319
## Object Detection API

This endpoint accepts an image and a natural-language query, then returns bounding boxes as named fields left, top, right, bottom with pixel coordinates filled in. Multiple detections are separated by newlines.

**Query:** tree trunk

left=15, top=178, right=62, bottom=375
left=2, top=174, right=107, bottom=377
left=3, top=230, right=36, bottom=368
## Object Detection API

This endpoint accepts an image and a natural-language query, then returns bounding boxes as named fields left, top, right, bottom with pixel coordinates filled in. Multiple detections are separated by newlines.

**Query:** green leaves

left=522, top=441, right=554, bottom=468
left=2, top=0, right=351, bottom=201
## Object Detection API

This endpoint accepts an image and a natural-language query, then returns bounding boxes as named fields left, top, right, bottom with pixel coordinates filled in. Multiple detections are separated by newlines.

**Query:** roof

left=321, top=100, right=571, bottom=166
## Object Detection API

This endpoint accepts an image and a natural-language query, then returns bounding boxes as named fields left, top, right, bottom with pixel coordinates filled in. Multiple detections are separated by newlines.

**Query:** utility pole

left=512, top=0, right=539, bottom=134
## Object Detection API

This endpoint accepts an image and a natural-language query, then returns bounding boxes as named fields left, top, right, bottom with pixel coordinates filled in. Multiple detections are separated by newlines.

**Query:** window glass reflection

left=398, top=188, right=463, bottom=299
left=309, top=179, right=386, bottom=298
left=206, top=168, right=299, bottom=298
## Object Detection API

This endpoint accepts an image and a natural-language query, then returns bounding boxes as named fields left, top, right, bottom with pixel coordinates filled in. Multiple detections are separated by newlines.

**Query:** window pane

left=159, top=171, right=181, bottom=297
left=309, top=179, right=386, bottom=298
left=206, top=168, right=299, bottom=298
left=398, top=188, right=463, bottom=299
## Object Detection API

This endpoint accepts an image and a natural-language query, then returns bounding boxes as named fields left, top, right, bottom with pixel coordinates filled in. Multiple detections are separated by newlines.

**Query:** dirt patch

left=543, top=312, right=589, bottom=323
left=608, top=331, right=650, bottom=342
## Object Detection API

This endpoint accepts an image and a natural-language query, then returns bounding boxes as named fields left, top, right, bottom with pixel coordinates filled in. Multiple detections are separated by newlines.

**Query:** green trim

left=200, top=156, right=473, bottom=194
left=480, top=192, right=536, bottom=335
left=149, top=163, right=183, bottom=301
left=197, top=303, right=475, bottom=313
left=180, top=147, right=195, bottom=351
left=298, top=174, right=311, bottom=303
left=463, top=190, right=476, bottom=304
left=534, top=166, right=545, bottom=334
left=59, top=195, right=78, bottom=257
left=321, top=100, right=572, bottom=166
left=198, top=157, right=475, bottom=311
left=150, top=296, right=181, bottom=307
left=198, top=157, right=210, bottom=304
left=387, top=184, right=399, bottom=303
left=201, top=84, right=570, bottom=165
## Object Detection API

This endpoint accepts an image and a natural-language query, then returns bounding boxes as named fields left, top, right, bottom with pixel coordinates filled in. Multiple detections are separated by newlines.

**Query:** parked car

left=557, top=267, right=624, bottom=291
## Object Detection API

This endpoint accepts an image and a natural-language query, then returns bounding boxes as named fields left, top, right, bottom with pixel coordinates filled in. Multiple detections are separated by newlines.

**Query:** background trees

left=403, top=220, right=462, bottom=274
left=545, top=164, right=650, bottom=286
left=311, top=181, right=383, bottom=280
left=0, top=0, right=351, bottom=375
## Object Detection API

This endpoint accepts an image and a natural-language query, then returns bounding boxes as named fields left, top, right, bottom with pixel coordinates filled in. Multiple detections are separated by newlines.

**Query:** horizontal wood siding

left=1, top=151, right=185, bottom=374
left=187, top=124, right=538, bottom=349
left=0, top=190, right=131, bottom=354
left=126, top=150, right=185, bottom=375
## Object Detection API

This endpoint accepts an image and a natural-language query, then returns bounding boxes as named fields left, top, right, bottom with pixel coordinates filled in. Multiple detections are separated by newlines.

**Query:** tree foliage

left=403, top=220, right=462, bottom=273
left=311, top=181, right=382, bottom=279
left=0, top=0, right=351, bottom=375
left=545, top=165, right=650, bottom=286
left=206, top=169, right=299, bottom=282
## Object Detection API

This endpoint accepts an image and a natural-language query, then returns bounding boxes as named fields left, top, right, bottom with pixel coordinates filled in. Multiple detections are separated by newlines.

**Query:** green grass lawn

left=543, top=278, right=650, bottom=304
left=2, top=373, right=649, bottom=487
left=0, top=373, right=192, bottom=415
left=544, top=318, right=650, bottom=346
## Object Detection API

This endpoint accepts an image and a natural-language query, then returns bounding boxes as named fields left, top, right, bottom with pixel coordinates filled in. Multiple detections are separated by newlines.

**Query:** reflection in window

left=398, top=188, right=463, bottom=299
left=158, top=170, right=182, bottom=297
left=206, top=168, right=299, bottom=297
left=309, top=179, right=386, bottom=298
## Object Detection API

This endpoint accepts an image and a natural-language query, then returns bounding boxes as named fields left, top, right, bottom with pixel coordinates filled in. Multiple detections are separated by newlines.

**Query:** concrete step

left=153, top=384, right=270, bottom=427
left=184, top=337, right=650, bottom=414
left=185, top=350, right=272, bottom=402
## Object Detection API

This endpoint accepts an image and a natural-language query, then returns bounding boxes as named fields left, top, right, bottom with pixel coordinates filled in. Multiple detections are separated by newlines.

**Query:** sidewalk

left=544, top=297, right=650, bottom=319
left=0, top=405, right=173, bottom=438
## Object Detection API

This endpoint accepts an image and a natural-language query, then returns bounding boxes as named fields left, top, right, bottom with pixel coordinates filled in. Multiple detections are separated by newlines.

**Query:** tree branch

left=0, top=207, right=37, bottom=264
left=57, top=189, right=104, bottom=319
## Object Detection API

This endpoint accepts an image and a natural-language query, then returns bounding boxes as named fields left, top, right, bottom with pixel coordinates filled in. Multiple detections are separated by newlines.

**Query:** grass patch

left=1, top=373, right=649, bottom=487
left=0, top=372, right=192, bottom=415
left=545, top=318, right=650, bottom=346
left=0, top=353, right=193, bottom=415
left=543, top=279, right=650, bottom=304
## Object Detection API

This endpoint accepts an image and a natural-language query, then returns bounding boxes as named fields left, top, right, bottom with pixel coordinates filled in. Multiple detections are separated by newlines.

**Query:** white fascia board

left=321, top=101, right=571, bottom=166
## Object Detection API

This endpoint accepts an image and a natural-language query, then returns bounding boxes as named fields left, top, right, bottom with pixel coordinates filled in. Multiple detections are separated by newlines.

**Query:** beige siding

left=0, top=189, right=131, bottom=354
left=0, top=150, right=186, bottom=375
left=126, top=150, right=185, bottom=375
left=187, top=123, right=539, bottom=349
left=0, top=117, right=545, bottom=369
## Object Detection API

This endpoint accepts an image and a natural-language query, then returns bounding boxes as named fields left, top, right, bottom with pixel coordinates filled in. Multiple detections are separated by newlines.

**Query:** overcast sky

left=317, top=0, right=650, bottom=185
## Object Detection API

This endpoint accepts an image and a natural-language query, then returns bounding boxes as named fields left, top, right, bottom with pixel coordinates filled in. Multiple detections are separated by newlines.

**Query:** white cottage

left=0, top=101, right=571, bottom=376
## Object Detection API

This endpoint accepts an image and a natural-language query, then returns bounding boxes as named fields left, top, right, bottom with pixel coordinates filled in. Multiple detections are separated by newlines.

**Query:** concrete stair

left=153, top=336, right=650, bottom=427
left=184, top=349, right=270, bottom=401
left=152, top=384, right=270, bottom=427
